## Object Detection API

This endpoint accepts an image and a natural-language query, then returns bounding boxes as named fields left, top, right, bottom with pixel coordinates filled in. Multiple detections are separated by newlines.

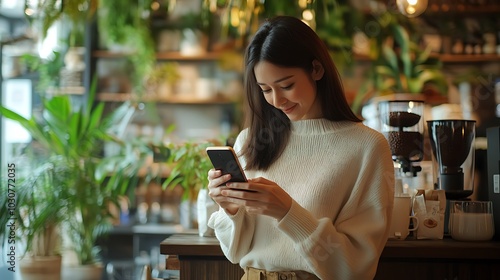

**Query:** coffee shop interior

left=1, top=0, right=500, bottom=279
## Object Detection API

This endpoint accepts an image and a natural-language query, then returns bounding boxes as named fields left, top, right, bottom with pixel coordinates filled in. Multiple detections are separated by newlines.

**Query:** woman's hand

left=207, top=169, right=241, bottom=215
left=222, top=177, right=293, bottom=221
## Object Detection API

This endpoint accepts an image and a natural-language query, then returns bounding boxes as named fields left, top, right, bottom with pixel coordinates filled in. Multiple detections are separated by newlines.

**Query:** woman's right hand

left=207, top=169, right=241, bottom=215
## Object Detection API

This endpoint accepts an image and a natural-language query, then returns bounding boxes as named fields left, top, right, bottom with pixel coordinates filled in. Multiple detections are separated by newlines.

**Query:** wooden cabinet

left=160, top=234, right=243, bottom=280
left=160, top=234, right=500, bottom=280
left=375, top=238, right=500, bottom=280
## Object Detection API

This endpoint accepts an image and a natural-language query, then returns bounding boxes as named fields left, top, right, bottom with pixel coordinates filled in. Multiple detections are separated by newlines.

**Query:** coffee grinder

left=427, top=120, right=476, bottom=199
left=427, top=119, right=476, bottom=233
left=379, top=100, right=425, bottom=195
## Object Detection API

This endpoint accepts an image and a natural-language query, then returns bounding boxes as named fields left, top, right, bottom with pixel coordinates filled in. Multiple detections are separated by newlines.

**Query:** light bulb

left=397, top=0, right=428, bottom=18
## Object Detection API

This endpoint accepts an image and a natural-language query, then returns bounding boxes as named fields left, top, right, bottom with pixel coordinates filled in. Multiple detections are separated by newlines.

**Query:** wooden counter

left=160, top=234, right=500, bottom=280
left=160, top=234, right=242, bottom=279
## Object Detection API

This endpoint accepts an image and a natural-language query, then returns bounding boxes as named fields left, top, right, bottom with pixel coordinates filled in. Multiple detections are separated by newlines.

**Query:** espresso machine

left=379, top=100, right=425, bottom=195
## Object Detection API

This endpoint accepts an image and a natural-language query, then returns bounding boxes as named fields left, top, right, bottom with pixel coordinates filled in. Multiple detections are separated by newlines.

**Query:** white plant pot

left=179, top=199, right=197, bottom=229
left=197, top=188, right=218, bottom=237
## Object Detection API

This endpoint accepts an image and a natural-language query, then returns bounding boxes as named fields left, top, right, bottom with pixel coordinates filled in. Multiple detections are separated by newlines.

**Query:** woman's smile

left=282, top=104, right=297, bottom=114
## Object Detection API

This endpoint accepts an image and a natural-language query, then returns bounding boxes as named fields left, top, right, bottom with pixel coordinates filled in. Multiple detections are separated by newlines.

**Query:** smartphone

left=206, top=146, right=247, bottom=183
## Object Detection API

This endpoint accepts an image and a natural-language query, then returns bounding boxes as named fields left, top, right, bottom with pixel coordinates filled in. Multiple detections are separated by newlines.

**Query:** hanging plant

left=97, top=0, right=158, bottom=97
left=24, top=0, right=97, bottom=46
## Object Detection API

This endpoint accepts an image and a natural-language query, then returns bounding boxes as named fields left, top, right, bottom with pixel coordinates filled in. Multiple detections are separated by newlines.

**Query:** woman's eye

left=261, top=88, right=272, bottom=94
left=282, top=84, right=294, bottom=90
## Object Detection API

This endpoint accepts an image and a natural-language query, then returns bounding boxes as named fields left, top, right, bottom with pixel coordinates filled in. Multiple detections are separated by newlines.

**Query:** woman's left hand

left=223, top=177, right=292, bottom=221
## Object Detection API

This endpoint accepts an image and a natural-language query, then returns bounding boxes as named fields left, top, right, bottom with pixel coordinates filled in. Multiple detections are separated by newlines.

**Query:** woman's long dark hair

left=241, top=16, right=361, bottom=170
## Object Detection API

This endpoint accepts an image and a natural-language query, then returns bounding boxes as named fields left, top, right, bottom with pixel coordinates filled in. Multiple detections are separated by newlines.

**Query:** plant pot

left=61, top=263, right=104, bottom=280
left=197, top=188, right=218, bottom=237
left=19, top=255, right=62, bottom=280
left=179, top=199, right=198, bottom=229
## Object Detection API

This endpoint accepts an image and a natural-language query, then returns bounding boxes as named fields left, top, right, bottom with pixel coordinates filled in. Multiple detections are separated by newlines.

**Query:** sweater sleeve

left=207, top=206, right=256, bottom=263
left=207, top=130, right=257, bottom=264
left=277, top=134, right=394, bottom=280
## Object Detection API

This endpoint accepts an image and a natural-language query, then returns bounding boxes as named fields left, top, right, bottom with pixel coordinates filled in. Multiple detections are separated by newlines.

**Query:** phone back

left=206, top=147, right=247, bottom=182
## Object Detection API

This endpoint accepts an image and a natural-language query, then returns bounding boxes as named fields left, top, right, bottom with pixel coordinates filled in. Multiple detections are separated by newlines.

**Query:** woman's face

left=254, top=60, right=324, bottom=121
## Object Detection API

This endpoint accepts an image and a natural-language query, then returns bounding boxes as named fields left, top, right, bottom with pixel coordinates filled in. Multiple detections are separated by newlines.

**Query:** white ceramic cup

left=449, top=200, right=495, bottom=241
left=388, top=196, right=419, bottom=240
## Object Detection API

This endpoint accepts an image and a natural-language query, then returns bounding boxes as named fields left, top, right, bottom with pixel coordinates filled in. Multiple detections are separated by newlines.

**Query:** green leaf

left=0, top=107, right=50, bottom=148
left=414, top=45, right=432, bottom=66
left=392, top=25, right=412, bottom=80
left=407, top=77, right=424, bottom=94
left=381, top=45, right=399, bottom=75
left=375, top=65, right=397, bottom=78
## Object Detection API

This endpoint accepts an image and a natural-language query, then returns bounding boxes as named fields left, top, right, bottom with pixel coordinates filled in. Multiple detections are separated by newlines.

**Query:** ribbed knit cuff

left=209, top=206, right=244, bottom=229
left=227, top=206, right=246, bottom=220
left=277, top=201, right=319, bottom=243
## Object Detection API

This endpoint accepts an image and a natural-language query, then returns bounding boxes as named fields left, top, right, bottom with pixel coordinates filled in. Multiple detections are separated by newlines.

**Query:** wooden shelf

left=96, top=92, right=238, bottom=104
left=425, top=4, right=500, bottom=15
left=156, top=52, right=222, bottom=61
left=435, top=54, right=500, bottom=63
left=95, top=50, right=500, bottom=64
left=354, top=53, right=500, bottom=63
left=46, top=86, right=86, bottom=95
left=92, top=50, right=134, bottom=58
left=97, top=93, right=132, bottom=102
left=93, top=50, right=223, bottom=61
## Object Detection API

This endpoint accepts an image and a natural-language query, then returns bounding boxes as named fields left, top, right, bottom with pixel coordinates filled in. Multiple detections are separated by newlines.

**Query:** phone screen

left=206, top=146, right=247, bottom=182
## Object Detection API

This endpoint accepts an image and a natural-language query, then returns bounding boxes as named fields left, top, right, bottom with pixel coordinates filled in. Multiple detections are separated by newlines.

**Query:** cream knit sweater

left=208, top=119, right=395, bottom=280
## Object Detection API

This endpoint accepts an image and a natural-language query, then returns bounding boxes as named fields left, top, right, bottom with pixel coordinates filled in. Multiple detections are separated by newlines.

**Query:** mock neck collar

left=291, top=119, right=355, bottom=135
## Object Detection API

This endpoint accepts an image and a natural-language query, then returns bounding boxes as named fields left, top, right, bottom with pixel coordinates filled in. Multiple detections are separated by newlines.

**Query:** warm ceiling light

left=151, top=1, right=160, bottom=11
left=302, top=9, right=314, bottom=21
left=397, top=0, right=428, bottom=18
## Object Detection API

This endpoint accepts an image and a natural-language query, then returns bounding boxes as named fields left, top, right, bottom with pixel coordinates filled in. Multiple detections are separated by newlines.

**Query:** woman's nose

left=272, top=91, right=285, bottom=107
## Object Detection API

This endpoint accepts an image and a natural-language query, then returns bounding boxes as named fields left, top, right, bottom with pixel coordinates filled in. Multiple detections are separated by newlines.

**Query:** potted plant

left=0, top=84, right=145, bottom=279
left=352, top=20, right=449, bottom=125
left=162, top=138, right=222, bottom=234
left=144, top=62, right=181, bottom=99
left=0, top=157, right=72, bottom=280
left=370, top=25, right=447, bottom=97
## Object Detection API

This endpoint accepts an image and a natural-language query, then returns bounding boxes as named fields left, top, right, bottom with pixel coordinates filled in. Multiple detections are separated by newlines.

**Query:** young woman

left=207, top=16, right=394, bottom=280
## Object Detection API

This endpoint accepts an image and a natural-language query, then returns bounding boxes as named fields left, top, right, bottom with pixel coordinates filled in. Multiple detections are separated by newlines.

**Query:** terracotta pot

left=19, top=255, right=62, bottom=280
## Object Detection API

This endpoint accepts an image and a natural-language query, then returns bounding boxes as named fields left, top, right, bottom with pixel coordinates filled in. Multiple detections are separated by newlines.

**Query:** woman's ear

left=311, top=59, right=325, bottom=81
